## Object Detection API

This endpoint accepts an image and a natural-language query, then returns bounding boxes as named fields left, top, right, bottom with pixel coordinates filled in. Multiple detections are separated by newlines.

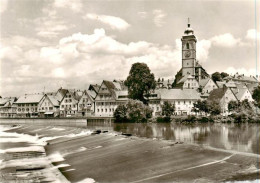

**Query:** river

left=87, top=122, right=260, bottom=155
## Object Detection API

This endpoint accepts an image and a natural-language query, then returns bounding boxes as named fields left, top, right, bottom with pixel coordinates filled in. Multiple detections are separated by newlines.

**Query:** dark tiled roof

left=208, top=87, right=228, bottom=101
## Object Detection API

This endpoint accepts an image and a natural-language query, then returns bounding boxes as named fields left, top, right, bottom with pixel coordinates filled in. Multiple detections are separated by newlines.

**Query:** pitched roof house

left=208, top=87, right=237, bottom=113
left=15, top=94, right=44, bottom=117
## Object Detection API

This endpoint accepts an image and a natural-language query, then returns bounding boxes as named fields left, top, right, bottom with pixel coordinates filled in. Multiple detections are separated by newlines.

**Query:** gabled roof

left=89, top=84, right=100, bottom=94
left=79, top=90, right=94, bottom=103
left=16, top=94, right=44, bottom=104
left=225, top=80, right=237, bottom=88
left=115, top=90, right=128, bottom=100
left=87, top=90, right=97, bottom=99
left=231, top=88, right=248, bottom=101
left=223, top=74, right=258, bottom=83
left=208, top=87, right=228, bottom=101
left=47, top=95, right=60, bottom=106
left=216, top=81, right=225, bottom=88
left=158, top=89, right=201, bottom=100
left=199, top=78, right=210, bottom=87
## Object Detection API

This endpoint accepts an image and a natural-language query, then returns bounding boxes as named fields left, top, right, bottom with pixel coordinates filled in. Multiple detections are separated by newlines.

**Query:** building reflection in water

left=88, top=121, right=260, bottom=154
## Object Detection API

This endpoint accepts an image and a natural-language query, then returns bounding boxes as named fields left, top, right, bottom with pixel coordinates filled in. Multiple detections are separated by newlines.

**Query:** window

left=178, top=101, right=180, bottom=104
left=101, top=109, right=103, bottom=112
left=186, top=43, right=189, bottom=49
left=42, top=107, right=44, bottom=110
left=157, top=107, right=159, bottom=111
left=61, top=105, right=64, bottom=108
left=97, top=109, right=100, bottom=112
left=105, top=109, right=107, bottom=112
left=184, top=101, right=186, bottom=104
left=26, top=108, right=29, bottom=111
left=49, top=107, right=53, bottom=110
left=18, top=108, right=21, bottom=112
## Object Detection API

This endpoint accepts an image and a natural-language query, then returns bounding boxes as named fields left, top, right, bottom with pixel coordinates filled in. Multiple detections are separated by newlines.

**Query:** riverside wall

left=0, top=117, right=87, bottom=127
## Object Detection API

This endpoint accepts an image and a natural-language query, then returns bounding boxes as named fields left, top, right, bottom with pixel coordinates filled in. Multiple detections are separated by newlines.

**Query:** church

left=170, top=19, right=217, bottom=95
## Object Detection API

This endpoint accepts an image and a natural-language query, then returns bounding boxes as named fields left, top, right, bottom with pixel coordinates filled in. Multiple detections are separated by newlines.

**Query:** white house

left=95, top=80, right=128, bottom=117
left=177, top=75, right=199, bottom=89
left=78, top=90, right=95, bottom=117
left=208, top=87, right=237, bottom=113
left=15, top=94, right=44, bottom=117
left=59, top=90, right=81, bottom=117
left=38, top=94, right=60, bottom=117
left=199, top=77, right=218, bottom=94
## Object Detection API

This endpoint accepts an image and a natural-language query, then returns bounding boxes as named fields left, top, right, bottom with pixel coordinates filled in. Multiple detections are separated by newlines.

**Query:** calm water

left=87, top=122, right=260, bottom=155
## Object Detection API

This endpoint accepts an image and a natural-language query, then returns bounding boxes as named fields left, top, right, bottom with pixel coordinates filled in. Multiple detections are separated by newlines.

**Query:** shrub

left=114, top=99, right=153, bottom=123
left=156, top=116, right=171, bottom=123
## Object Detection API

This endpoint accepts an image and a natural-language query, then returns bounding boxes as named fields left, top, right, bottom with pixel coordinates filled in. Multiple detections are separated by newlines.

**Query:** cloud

left=0, top=0, right=8, bottom=13
left=0, top=29, right=182, bottom=96
left=246, top=29, right=260, bottom=40
left=53, top=0, right=83, bottom=13
left=196, top=39, right=212, bottom=63
left=84, top=14, right=130, bottom=31
left=153, top=9, right=166, bottom=27
left=138, top=11, right=147, bottom=19
left=210, top=33, right=241, bottom=47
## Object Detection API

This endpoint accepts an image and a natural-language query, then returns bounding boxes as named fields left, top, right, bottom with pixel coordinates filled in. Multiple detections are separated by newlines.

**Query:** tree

left=228, top=100, right=240, bottom=112
left=114, top=105, right=128, bottom=122
left=212, top=72, right=222, bottom=83
left=252, top=86, right=260, bottom=108
left=125, top=63, right=156, bottom=104
left=240, top=99, right=252, bottom=110
left=208, top=101, right=221, bottom=115
left=114, top=99, right=153, bottom=123
left=220, top=72, right=229, bottom=79
left=162, top=101, right=175, bottom=118
left=192, top=100, right=209, bottom=114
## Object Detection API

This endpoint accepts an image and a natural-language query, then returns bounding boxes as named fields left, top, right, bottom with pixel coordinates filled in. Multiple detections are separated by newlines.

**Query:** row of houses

left=0, top=75, right=258, bottom=118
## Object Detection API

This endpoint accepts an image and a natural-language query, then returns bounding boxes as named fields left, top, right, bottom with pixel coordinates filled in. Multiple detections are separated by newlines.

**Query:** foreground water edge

left=0, top=123, right=259, bottom=182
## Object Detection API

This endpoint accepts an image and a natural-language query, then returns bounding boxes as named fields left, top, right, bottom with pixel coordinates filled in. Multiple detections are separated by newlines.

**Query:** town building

left=208, top=87, right=237, bottom=113
left=15, top=94, right=44, bottom=117
left=177, top=75, right=199, bottom=89
left=38, top=94, right=60, bottom=117
left=149, top=89, right=201, bottom=116
left=59, top=89, right=82, bottom=117
left=94, top=80, right=128, bottom=117
left=77, top=90, right=95, bottom=116
left=0, top=97, right=17, bottom=118
left=199, top=78, right=218, bottom=94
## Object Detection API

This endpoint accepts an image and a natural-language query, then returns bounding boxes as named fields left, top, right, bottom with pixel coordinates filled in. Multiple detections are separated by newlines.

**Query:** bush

left=183, top=115, right=197, bottom=123
left=114, top=99, right=153, bottom=123
left=198, top=117, right=209, bottom=123
left=156, top=116, right=171, bottom=123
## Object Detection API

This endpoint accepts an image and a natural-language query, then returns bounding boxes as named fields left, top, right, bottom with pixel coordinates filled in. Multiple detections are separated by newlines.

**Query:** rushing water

left=87, top=122, right=260, bottom=155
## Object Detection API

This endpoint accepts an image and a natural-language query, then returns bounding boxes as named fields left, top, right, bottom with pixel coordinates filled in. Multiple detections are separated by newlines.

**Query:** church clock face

left=185, top=51, right=191, bottom=58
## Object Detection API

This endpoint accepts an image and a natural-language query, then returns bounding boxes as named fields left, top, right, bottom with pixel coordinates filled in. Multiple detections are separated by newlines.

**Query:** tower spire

left=188, top=17, right=190, bottom=28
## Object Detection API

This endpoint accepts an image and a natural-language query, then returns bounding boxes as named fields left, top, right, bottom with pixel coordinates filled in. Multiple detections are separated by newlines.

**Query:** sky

left=0, top=0, right=259, bottom=97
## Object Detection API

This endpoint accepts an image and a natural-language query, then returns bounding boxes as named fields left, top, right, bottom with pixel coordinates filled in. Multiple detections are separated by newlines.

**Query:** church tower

left=181, top=18, right=197, bottom=77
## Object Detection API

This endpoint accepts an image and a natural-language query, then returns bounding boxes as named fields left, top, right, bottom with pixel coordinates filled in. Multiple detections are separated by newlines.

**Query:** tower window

left=186, top=43, right=189, bottom=49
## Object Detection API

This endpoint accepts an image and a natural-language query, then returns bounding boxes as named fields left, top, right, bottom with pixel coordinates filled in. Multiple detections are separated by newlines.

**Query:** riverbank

left=1, top=124, right=259, bottom=182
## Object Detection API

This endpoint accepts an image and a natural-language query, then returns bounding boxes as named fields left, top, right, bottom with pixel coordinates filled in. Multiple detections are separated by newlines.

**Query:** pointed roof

left=16, top=94, right=44, bottom=104
left=199, top=78, right=210, bottom=87
left=208, top=87, right=228, bottom=101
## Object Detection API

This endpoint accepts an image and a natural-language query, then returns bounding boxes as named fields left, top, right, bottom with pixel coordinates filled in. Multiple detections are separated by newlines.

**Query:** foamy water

left=0, top=125, right=95, bottom=183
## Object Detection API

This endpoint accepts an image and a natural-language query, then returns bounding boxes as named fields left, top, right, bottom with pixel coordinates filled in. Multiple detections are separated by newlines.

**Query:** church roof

left=158, top=89, right=201, bottom=100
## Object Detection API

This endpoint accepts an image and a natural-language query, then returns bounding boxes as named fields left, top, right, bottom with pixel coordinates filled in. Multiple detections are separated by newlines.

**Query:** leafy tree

left=192, top=100, right=209, bottom=114
left=208, top=101, right=221, bottom=115
left=125, top=63, right=156, bottom=104
left=172, top=69, right=182, bottom=88
left=114, top=99, right=153, bottom=123
left=252, top=86, right=260, bottom=108
left=162, top=101, right=175, bottom=118
left=114, top=105, right=128, bottom=122
left=212, top=72, right=222, bottom=83
left=241, top=99, right=252, bottom=110
left=220, top=72, right=229, bottom=79
left=228, top=100, right=240, bottom=112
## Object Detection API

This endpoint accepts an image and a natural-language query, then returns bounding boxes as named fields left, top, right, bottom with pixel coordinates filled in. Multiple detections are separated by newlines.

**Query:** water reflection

left=87, top=122, right=260, bottom=154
